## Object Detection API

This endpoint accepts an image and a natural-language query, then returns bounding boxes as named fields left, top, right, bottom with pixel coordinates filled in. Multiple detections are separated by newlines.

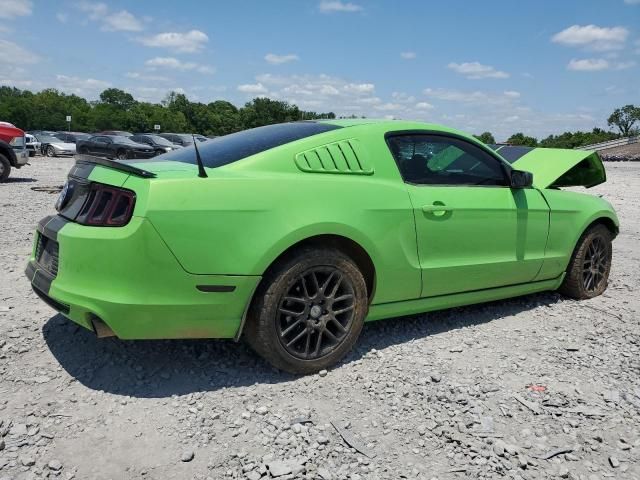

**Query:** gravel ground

left=1, top=156, right=639, bottom=480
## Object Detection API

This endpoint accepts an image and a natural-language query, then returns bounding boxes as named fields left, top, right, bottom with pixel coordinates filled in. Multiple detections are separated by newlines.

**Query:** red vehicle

left=0, top=123, right=30, bottom=182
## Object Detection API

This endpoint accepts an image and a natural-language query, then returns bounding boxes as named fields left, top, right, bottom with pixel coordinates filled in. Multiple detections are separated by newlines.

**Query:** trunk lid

left=493, top=146, right=606, bottom=189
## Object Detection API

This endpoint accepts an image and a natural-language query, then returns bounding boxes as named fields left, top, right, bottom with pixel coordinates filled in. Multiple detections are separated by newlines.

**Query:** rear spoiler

left=75, top=155, right=157, bottom=178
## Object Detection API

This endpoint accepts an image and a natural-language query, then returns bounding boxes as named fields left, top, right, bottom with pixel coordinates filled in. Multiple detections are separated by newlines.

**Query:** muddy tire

left=244, top=248, right=368, bottom=374
left=558, top=224, right=613, bottom=299
left=0, top=153, right=10, bottom=182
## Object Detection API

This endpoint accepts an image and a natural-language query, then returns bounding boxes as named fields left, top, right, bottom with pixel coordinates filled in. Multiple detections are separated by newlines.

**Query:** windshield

left=147, top=135, right=174, bottom=146
left=154, top=122, right=341, bottom=168
left=39, top=135, right=61, bottom=143
left=74, top=134, right=91, bottom=141
left=112, top=136, right=140, bottom=145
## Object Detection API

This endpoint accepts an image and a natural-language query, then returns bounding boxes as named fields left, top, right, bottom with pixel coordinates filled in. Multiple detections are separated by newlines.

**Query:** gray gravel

left=1, top=156, right=639, bottom=480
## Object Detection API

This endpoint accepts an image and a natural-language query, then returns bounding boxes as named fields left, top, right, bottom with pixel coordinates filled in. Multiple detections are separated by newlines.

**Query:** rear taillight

left=76, top=183, right=136, bottom=227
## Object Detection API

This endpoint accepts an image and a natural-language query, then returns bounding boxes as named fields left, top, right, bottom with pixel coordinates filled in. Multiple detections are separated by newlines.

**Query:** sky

left=1, top=0, right=639, bottom=140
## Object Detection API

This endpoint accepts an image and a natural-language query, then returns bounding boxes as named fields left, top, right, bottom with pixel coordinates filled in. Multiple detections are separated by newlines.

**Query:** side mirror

left=510, top=169, right=533, bottom=188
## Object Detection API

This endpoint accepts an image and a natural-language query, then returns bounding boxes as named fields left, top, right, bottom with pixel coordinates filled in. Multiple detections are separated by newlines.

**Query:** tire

left=46, top=146, right=56, bottom=157
left=117, top=150, right=128, bottom=161
left=245, top=248, right=368, bottom=374
left=78, top=146, right=88, bottom=155
left=558, top=224, right=613, bottom=299
left=0, top=153, right=11, bottom=182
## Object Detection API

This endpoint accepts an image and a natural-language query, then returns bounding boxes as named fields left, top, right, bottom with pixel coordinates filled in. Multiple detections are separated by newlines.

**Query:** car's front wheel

left=559, top=223, right=613, bottom=299
left=0, top=153, right=11, bottom=182
left=245, top=248, right=368, bottom=374
left=46, top=146, right=56, bottom=157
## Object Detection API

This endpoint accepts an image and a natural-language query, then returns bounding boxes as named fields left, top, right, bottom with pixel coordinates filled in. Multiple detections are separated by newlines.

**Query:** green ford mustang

left=26, top=119, right=618, bottom=373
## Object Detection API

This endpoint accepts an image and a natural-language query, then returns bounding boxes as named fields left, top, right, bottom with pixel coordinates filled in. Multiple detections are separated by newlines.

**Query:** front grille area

left=35, top=233, right=59, bottom=277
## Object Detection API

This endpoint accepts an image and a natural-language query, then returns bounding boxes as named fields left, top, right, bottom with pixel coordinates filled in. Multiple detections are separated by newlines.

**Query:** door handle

left=422, top=203, right=453, bottom=213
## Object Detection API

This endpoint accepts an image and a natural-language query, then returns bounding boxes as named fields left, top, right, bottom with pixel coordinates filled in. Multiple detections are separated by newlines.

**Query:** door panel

left=408, top=185, right=549, bottom=297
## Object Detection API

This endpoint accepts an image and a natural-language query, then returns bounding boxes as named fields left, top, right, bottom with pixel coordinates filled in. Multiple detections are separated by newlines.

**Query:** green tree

left=607, top=104, right=640, bottom=137
left=99, top=88, right=136, bottom=111
left=474, top=132, right=495, bottom=144
left=506, top=132, right=538, bottom=147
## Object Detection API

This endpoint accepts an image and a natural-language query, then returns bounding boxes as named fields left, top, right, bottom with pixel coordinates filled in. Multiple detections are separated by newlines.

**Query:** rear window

left=155, top=122, right=342, bottom=168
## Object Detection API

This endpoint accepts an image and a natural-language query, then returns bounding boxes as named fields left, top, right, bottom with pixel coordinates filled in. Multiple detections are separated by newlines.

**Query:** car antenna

left=192, top=134, right=207, bottom=178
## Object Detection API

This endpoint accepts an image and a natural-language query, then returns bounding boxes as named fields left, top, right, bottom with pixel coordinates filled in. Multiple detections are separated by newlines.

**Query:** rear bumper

left=25, top=215, right=260, bottom=339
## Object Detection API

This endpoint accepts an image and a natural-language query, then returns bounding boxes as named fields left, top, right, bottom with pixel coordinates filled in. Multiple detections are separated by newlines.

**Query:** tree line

left=474, top=105, right=640, bottom=147
left=0, top=86, right=336, bottom=136
left=1, top=86, right=638, bottom=148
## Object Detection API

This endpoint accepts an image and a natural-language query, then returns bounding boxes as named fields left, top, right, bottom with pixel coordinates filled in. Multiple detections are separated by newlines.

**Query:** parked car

left=157, top=133, right=202, bottom=147
left=37, top=135, right=76, bottom=157
left=55, top=132, right=91, bottom=144
left=130, top=134, right=182, bottom=155
left=0, top=123, right=29, bottom=182
left=76, top=135, right=156, bottom=160
left=25, top=133, right=41, bottom=157
left=26, top=120, right=619, bottom=373
left=99, top=130, right=133, bottom=137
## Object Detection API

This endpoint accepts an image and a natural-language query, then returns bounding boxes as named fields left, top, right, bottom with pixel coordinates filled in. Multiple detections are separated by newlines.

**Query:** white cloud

left=0, top=39, right=39, bottom=65
left=552, top=25, right=629, bottom=51
left=318, top=1, right=362, bottom=13
left=447, top=62, right=509, bottom=79
left=77, top=1, right=108, bottom=20
left=343, top=83, right=375, bottom=94
left=125, top=72, right=170, bottom=82
left=423, top=87, right=520, bottom=105
left=400, top=52, right=416, bottom=60
left=567, top=58, right=610, bottom=71
left=264, top=53, right=299, bottom=65
left=145, top=57, right=214, bottom=74
left=237, top=82, right=268, bottom=94
left=415, top=102, right=434, bottom=110
left=103, top=10, right=143, bottom=32
left=77, top=2, right=143, bottom=32
left=139, top=30, right=209, bottom=53
left=56, top=12, right=68, bottom=23
left=624, top=0, right=640, bottom=4
left=0, top=0, right=32, bottom=19
left=374, top=103, right=404, bottom=112
left=54, top=74, right=111, bottom=98
left=615, top=60, right=636, bottom=69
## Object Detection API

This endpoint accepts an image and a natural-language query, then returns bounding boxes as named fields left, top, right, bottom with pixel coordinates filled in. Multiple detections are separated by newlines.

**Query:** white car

left=25, top=133, right=41, bottom=157
left=38, top=135, right=76, bottom=157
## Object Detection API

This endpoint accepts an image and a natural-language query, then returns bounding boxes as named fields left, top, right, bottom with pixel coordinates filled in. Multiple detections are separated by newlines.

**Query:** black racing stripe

left=69, top=161, right=96, bottom=180
left=25, top=261, right=37, bottom=282
left=31, top=266, right=55, bottom=295
left=196, top=285, right=237, bottom=293
left=37, top=215, right=70, bottom=242
left=496, top=146, right=534, bottom=164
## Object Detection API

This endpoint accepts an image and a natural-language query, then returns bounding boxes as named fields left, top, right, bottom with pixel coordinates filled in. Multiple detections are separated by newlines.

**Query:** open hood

left=492, top=146, right=606, bottom=189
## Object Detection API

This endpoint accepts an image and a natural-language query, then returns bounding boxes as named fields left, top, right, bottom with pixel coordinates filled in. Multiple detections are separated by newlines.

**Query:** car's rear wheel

left=559, top=224, right=613, bottom=299
left=46, top=146, right=56, bottom=157
left=245, top=248, right=368, bottom=374
left=78, top=146, right=88, bottom=155
left=117, top=149, right=128, bottom=160
left=0, top=154, right=11, bottom=182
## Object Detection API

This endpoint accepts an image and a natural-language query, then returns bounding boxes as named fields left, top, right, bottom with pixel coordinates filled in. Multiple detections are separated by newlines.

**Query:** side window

left=387, top=134, right=507, bottom=186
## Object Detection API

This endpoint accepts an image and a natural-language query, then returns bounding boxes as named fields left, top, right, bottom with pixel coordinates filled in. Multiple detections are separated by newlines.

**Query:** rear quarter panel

left=536, top=188, right=618, bottom=279
left=133, top=125, right=422, bottom=304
